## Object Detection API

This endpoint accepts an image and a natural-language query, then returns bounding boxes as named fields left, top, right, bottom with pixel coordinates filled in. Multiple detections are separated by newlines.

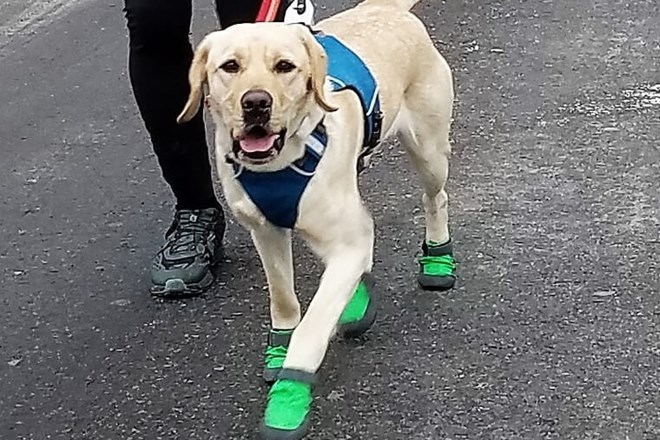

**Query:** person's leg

left=124, top=0, right=218, bottom=210
left=216, top=0, right=264, bottom=27
left=124, top=0, right=225, bottom=297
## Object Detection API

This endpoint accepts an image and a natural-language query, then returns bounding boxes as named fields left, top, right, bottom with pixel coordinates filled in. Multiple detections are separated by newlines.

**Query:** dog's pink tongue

left=239, top=134, right=278, bottom=153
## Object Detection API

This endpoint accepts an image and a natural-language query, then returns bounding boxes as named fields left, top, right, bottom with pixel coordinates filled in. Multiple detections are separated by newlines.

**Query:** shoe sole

left=260, top=419, right=310, bottom=440
left=150, top=246, right=224, bottom=299
left=150, top=270, right=214, bottom=298
left=418, top=274, right=456, bottom=291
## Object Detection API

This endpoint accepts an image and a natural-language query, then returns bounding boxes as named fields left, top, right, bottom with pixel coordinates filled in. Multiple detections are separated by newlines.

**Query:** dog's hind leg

left=397, top=52, right=457, bottom=290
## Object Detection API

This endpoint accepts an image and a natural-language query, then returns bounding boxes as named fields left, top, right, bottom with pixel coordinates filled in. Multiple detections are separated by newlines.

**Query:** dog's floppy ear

left=298, top=27, right=337, bottom=112
left=177, top=35, right=212, bottom=124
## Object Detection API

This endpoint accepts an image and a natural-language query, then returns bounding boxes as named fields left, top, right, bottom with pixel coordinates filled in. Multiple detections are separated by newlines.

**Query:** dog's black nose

left=241, top=89, right=273, bottom=114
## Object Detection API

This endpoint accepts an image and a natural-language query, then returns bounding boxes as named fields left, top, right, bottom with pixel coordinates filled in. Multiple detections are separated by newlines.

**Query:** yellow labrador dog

left=178, top=0, right=455, bottom=437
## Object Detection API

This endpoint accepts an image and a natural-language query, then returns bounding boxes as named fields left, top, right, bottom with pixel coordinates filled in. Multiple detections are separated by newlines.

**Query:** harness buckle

left=357, top=109, right=383, bottom=173
left=370, top=110, right=384, bottom=149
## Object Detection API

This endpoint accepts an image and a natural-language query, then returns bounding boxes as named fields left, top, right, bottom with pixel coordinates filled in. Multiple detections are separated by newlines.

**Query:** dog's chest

left=231, top=34, right=382, bottom=230
left=231, top=128, right=327, bottom=229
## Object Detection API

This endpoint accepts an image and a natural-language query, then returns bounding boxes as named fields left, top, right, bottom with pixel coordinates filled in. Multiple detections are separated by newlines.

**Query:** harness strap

left=313, top=33, right=383, bottom=172
left=228, top=122, right=327, bottom=229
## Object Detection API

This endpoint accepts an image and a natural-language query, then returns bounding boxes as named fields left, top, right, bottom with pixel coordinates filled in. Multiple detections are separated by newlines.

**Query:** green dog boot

left=338, top=275, right=377, bottom=337
left=261, top=369, right=315, bottom=440
left=418, top=240, right=457, bottom=291
left=262, top=277, right=375, bottom=383
left=263, top=329, right=294, bottom=384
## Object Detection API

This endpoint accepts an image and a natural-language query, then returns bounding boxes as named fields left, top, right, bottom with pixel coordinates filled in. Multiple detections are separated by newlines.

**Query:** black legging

left=124, top=0, right=282, bottom=210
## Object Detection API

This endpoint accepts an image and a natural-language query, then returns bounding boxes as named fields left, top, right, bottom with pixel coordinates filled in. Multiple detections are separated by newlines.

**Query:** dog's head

left=178, top=23, right=336, bottom=167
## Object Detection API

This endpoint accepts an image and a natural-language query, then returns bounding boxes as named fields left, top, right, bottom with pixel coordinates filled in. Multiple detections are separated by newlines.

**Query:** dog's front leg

left=283, top=248, right=370, bottom=372
left=260, top=200, right=375, bottom=438
left=250, top=227, right=300, bottom=329
left=251, top=226, right=301, bottom=384
left=261, top=238, right=372, bottom=438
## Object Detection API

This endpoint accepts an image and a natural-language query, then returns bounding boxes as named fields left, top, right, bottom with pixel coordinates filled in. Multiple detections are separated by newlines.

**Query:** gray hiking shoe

left=150, top=208, right=225, bottom=298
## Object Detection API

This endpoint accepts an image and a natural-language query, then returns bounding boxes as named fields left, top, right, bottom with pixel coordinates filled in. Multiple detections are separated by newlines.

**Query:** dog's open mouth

left=233, top=125, right=286, bottom=164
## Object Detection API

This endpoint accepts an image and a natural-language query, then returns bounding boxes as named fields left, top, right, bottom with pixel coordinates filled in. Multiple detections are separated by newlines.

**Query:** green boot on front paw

left=338, top=276, right=377, bottom=338
left=263, top=329, right=294, bottom=384
left=418, top=240, right=457, bottom=291
left=261, top=369, right=315, bottom=440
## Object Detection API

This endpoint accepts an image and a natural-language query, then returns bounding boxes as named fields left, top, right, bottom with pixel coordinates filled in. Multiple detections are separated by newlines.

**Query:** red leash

left=256, top=0, right=282, bottom=22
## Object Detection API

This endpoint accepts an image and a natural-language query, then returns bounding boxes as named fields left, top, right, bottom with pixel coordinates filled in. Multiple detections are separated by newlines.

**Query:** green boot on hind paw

left=418, top=240, right=457, bottom=291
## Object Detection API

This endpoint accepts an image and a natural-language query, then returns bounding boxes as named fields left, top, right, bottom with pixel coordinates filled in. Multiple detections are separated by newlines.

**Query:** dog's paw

left=418, top=240, right=456, bottom=291
left=261, top=370, right=315, bottom=440
left=338, top=276, right=377, bottom=338
left=263, top=329, right=294, bottom=384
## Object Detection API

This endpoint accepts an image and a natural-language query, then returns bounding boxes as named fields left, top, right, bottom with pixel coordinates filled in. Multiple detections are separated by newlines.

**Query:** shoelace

left=265, top=345, right=288, bottom=369
left=420, top=254, right=456, bottom=276
left=165, top=212, right=216, bottom=254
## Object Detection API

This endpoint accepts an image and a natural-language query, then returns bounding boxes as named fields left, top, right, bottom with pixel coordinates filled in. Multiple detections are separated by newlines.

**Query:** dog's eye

left=274, top=60, right=297, bottom=74
left=220, top=60, right=240, bottom=73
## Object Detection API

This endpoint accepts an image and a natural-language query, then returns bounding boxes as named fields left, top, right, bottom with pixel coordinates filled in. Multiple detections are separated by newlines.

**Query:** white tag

left=284, top=0, right=315, bottom=25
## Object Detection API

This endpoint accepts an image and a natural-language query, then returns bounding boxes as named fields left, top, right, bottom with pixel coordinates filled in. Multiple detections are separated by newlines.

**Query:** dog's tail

left=367, top=0, right=420, bottom=10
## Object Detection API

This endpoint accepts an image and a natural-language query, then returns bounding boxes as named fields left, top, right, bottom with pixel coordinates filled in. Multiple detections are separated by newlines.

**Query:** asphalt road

left=1, top=0, right=659, bottom=439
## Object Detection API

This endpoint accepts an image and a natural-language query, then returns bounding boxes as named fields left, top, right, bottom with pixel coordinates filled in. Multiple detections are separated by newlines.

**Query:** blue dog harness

left=232, top=33, right=383, bottom=229
left=316, top=33, right=383, bottom=157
